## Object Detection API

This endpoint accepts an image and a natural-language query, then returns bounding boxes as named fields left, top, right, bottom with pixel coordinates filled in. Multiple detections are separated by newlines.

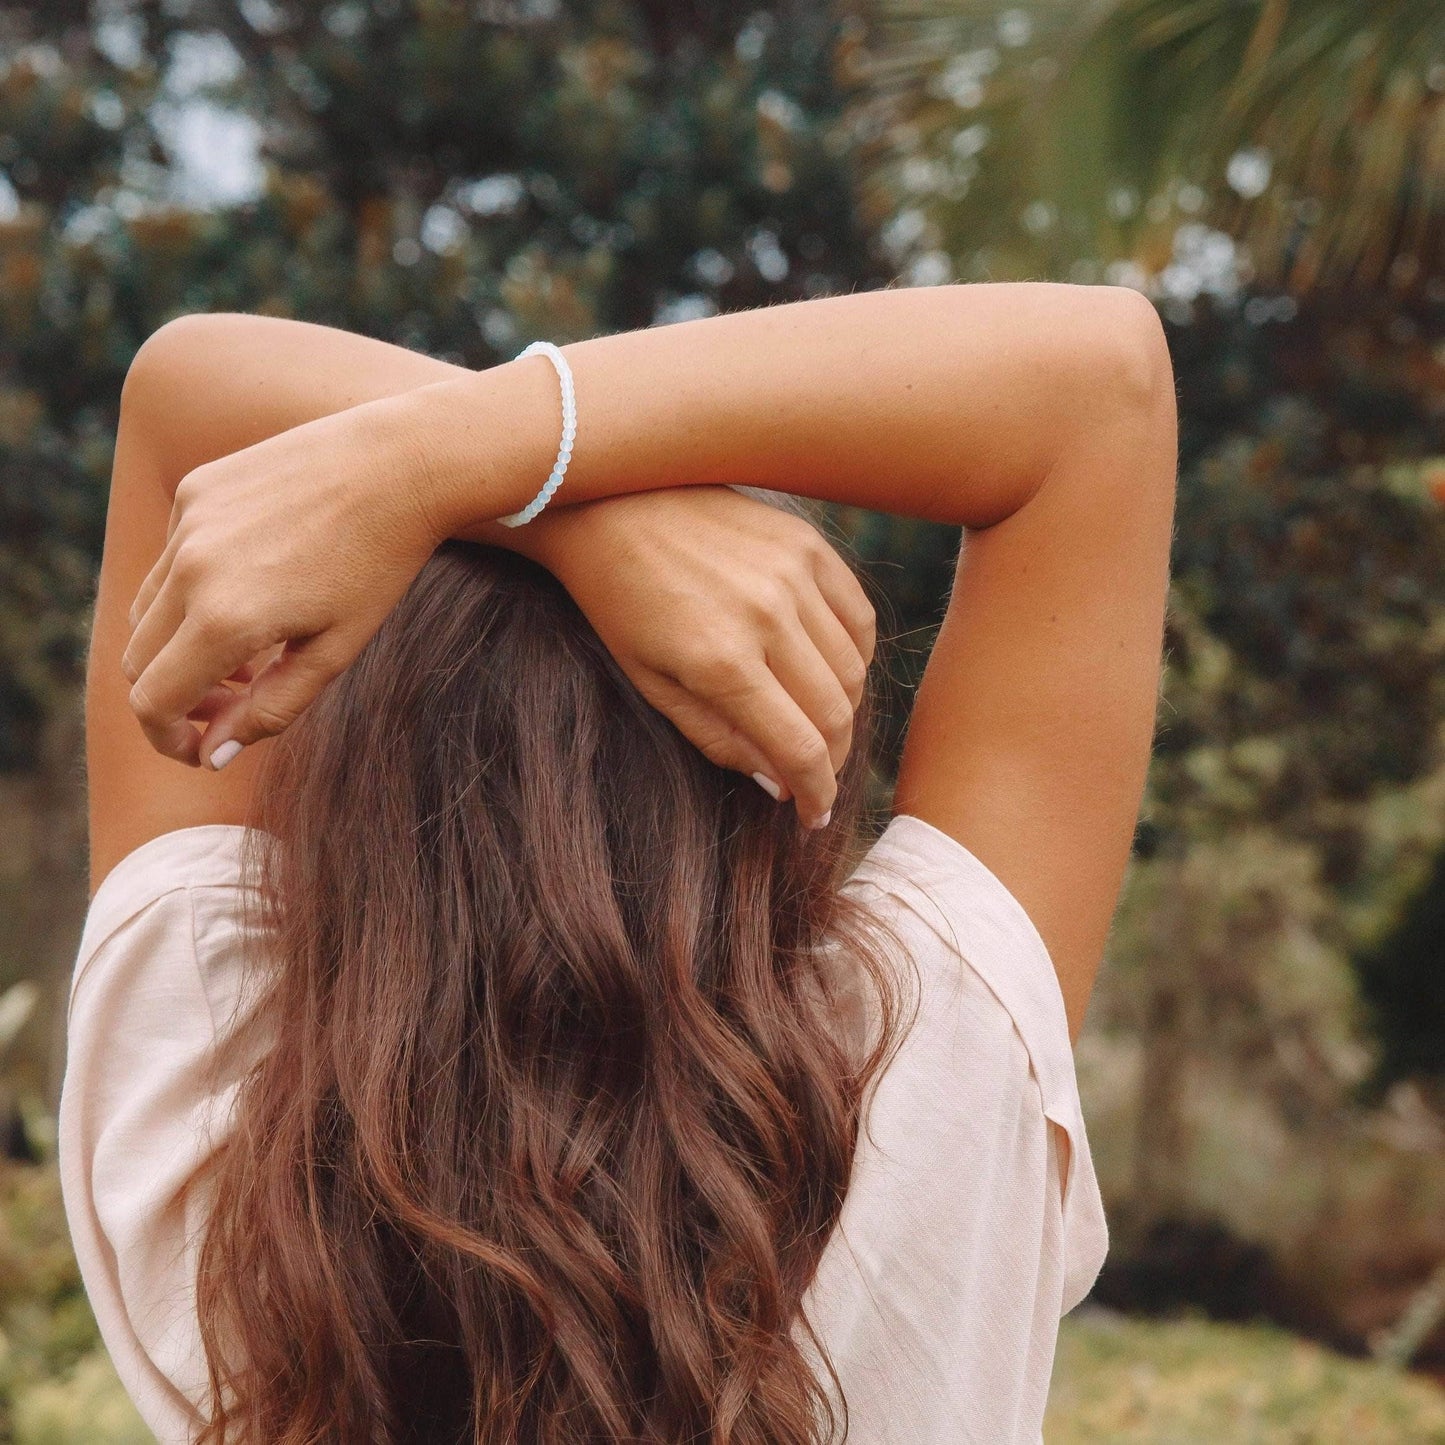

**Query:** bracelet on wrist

left=496, top=340, right=576, bottom=528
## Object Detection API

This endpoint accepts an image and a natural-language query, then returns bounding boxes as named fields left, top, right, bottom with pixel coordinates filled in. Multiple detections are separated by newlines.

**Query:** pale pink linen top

left=58, top=813, right=1108, bottom=1444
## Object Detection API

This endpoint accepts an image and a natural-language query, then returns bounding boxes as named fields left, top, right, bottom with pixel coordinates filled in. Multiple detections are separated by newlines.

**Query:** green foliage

left=1158, top=302, right=1445, bottom=861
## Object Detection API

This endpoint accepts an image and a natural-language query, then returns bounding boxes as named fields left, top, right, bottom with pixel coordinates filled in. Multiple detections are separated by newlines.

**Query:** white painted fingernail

left=210, top=739, right=244, bottom=771
left=751, top=771, right=782, bottom=801
left=811, top=810, right=832, bottom=830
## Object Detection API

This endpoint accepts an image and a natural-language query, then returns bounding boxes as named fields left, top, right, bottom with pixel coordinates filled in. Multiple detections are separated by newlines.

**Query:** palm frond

left=856, top=0, right=1445, bottom=291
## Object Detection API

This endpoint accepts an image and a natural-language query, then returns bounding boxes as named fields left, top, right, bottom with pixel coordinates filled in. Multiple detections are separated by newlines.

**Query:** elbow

left=1052, top=285, right=1177, bottom=484
left=120, top=312, right=223, bottom=422
left=122, top=311, right=257, bottom=421
left=1025, top=285, right=1177, bottom=509
left=1093, top=285, right=1175, bottom=420
left=118, top=312, right=245, bottom=484
left=119, top=313, right=249, bottom=476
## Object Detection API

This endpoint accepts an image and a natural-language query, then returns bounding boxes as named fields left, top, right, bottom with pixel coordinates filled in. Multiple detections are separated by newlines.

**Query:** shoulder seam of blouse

left=846, top=813, right=1084, bottom=1191
left=73, top=825, right=259, bottom=1014
left=67, top=891, right=181, bottom=1026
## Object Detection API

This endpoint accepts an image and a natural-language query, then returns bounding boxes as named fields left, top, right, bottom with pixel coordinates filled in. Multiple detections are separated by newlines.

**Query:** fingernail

left=811, top=810, right=832, bottom=830
left=751, top=771, right=782, bottom=801
left=210, top=739, right=244, bottom=771
left=121, top=656, right=137, bottom=683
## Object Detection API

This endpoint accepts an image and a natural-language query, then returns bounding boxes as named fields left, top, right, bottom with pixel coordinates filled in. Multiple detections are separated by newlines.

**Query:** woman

left=61, top=282, right=1177, bottom=1443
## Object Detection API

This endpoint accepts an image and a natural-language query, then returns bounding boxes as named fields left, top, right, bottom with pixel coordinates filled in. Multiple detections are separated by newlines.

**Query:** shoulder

left=74, top=825, right=255, bottom=983
left=843, top=811, right=1088, bottom=1185
left=68, top=824, right=272, bottom=1062
left=838, top=811, right=1110, bottom=1310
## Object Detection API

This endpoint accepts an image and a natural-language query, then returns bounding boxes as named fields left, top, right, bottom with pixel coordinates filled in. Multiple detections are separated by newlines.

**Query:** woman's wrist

left=392, top=357, right=563, bottom=547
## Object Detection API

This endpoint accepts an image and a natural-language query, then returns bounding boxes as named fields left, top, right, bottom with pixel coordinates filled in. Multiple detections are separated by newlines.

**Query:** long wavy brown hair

left=194, top=521, right=920, bottom=1444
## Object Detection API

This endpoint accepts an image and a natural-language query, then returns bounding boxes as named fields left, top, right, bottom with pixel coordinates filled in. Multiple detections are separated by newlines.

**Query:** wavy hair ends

left=194, top=534, right=920, bottom=1445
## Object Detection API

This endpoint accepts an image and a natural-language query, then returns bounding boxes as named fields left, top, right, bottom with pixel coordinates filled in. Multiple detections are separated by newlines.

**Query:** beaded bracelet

left=497, top=340, right=577, bottom=527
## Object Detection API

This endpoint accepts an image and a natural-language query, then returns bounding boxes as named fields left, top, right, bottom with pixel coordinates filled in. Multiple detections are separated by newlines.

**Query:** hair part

left=195, top=536, right=919, bottom=1444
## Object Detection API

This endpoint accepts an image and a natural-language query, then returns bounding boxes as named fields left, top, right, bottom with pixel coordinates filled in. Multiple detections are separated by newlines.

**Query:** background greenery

left=0, top=0, right=1442, bottom=1436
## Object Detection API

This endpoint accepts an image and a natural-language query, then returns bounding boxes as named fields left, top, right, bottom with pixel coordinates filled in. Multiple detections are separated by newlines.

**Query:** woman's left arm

left=89, top=315, right=873, bottom=895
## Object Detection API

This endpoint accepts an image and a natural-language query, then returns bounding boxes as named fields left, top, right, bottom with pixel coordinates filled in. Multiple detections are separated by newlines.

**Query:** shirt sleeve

left=851, top=813, right=1107, bottom=1307
left=58, top=824, right=269, bottom=1445
left=793, top=812, right=1109, bottom=1445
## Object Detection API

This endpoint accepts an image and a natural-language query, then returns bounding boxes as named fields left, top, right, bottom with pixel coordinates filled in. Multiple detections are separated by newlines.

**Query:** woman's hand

left=525, top=486, right=875, bottom=827
left=121, top=394, right=873, bottom=825
left=120, top=395, right=442, bottom=768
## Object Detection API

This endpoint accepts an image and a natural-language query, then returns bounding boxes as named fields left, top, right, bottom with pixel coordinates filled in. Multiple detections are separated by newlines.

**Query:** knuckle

left=746, top=579, right=789, bottom=623
left=195, top=593, right=266, bottom=655
left=840, top=652, right=868, bottom=697
left=696, top=734, right=739, bottom=769
left=188, top=598, right=233, bottom=646
left=800, top=527, right=832, bottom=567
left=784, top=511, right=820, bottom=546
left=690, top=646, right=754, bottom=695
left=128, top=678, right=160, bottom=726
left=172, top=538, right=207, bottom=583
left=788, top=731, right=831, bottom=778
left=249, top=695, right=297, bottom=737
left=823, top=696, right=855, bottom=741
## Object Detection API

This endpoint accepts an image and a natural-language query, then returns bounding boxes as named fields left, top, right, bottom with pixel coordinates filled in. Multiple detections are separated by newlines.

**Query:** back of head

left=195, top=536, right=914, bottom=1444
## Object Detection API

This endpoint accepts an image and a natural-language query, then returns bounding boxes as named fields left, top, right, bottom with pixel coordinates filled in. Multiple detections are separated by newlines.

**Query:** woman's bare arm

left=120, top=282, right=1175, bottom=1000
left=89, top=320, right=566, bottom=891
left=895, top=350, right=1177, bottom=1042
left=410, top=281, right=1163, bottom=533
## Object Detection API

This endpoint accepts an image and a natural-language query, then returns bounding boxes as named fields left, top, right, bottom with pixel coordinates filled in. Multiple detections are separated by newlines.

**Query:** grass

left=1048, top=1306, right=1445, bottom=1443
left=0, top=1160, right=149, bottom=1442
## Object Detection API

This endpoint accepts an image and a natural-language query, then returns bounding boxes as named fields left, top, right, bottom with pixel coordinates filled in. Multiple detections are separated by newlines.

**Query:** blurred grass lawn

left=3, top=1156, right=1445, bottom=1442
left=1048, top=1306, right=1445, bottom=1443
